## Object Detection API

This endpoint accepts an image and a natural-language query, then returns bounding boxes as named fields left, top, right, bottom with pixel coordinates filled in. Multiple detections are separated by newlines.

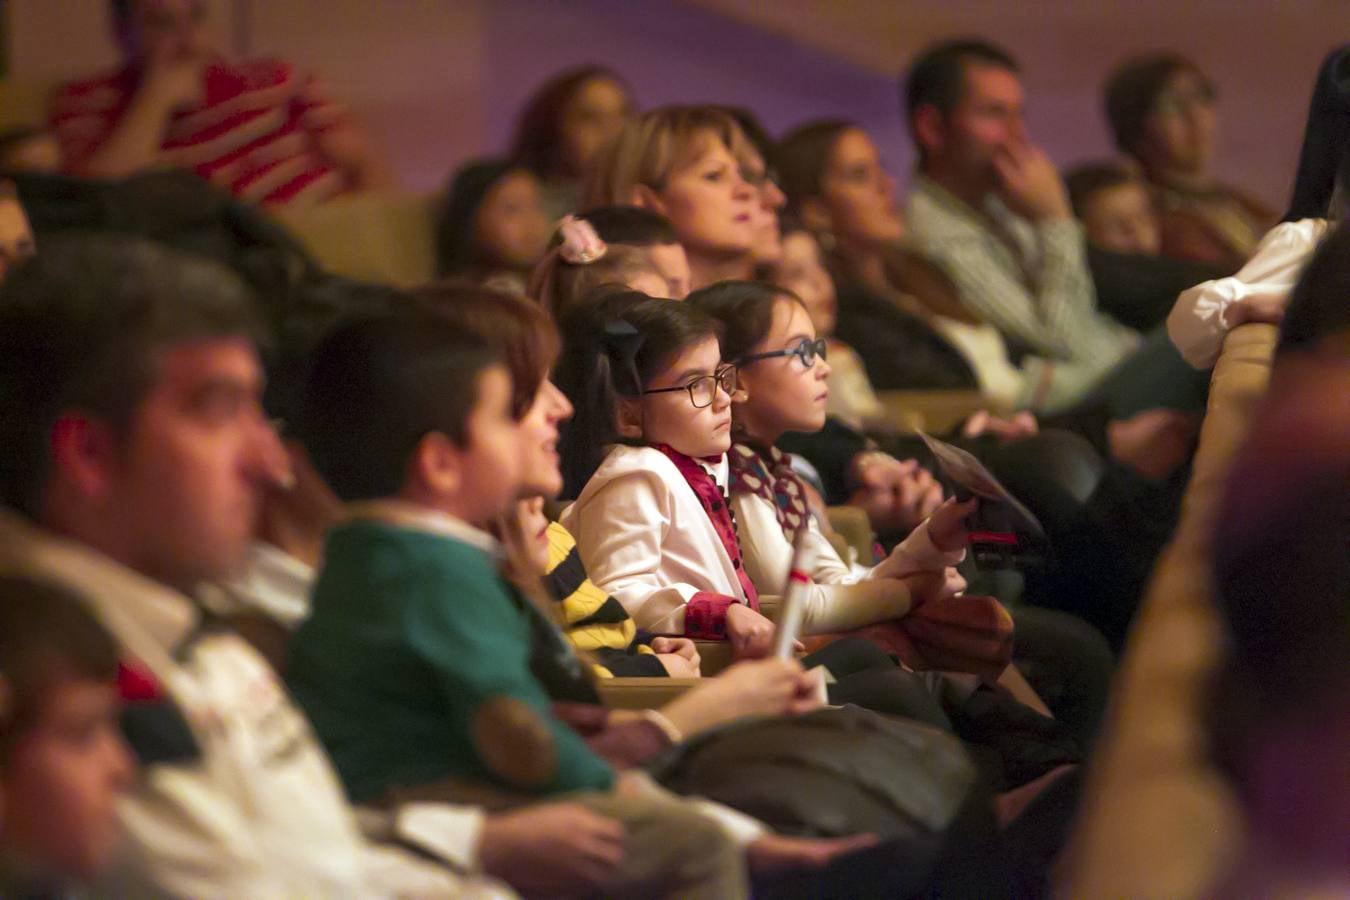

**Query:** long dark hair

left=554, top=291, right=720, bottom=497
left=1284, top=45, right=1350, bottom=222
left=510, top=66, right=631, bottom=179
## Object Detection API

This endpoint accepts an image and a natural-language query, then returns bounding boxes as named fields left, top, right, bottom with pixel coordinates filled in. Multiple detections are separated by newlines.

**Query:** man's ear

left=798, top=196, right=834, bottom=235
left=630, top=184, right=668, bottom=215
left=48, top=413, right=119, bottom=503
left=912, top=105, right=946, bottom=160
left=614, top=397, right=644, bottom=441
left=411, top=432, right=463, bottom=498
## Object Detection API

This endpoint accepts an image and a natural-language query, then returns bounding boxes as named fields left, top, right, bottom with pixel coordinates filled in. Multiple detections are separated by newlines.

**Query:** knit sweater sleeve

left=405, top=562, right=615, bottom=796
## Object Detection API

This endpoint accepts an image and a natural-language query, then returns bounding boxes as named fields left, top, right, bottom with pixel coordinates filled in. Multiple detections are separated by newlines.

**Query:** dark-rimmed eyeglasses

left=642, top=364, right=738, bottom=409
left=737, top=338, right=827, bottom=369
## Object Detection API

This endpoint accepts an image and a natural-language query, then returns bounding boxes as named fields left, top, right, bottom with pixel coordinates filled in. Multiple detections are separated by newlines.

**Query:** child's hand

left=725, top=603, right=780, bottom=660
left=650, top=636, right=702, bottom=676
left=927, top=496, right=978, bottom=553
left=904, top=569, right=965, bottom=609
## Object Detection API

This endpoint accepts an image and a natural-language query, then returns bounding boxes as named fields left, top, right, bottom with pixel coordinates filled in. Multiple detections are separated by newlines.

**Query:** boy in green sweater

left=286, top=307, right=750, bottom=897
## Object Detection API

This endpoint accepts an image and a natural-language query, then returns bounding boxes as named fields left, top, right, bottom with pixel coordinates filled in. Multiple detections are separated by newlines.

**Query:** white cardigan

left=1167, top=218, right=1329, bottom=369
left=733, top=490, right=965, bottom=634
left=561, top=445, right=747, bottom=635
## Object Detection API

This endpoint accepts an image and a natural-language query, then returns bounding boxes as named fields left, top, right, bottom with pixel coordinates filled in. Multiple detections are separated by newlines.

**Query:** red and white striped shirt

left=50, top=58, right=350, bottom=207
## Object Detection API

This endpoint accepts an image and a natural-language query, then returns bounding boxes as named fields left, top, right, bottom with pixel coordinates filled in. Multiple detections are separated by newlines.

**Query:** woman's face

left=742, top=148, right=787, bottom=265
left=635, top=334, right=734, bottom=459
left=516, top=377, right=574, bottom=499
left=818, top=128, right=904, bottom=249
left=474, top=169, right=552, bottom=271
left=558, top=76, right=632, bottom=178
left=650, top=133, right=757, bottom=262
left=1139, top=68, right=1216, bottom=177
left=734, top=298, right=830, bottom=441
left=775, top=231, right=837, bottom=337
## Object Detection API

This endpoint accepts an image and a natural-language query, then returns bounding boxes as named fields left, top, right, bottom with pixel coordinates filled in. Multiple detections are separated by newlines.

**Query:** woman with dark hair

left=1104, top=53, right=1276, bottom=270
left=434, top=157, right=551, bottom=290
left=510, top=66, right=634, bottom=220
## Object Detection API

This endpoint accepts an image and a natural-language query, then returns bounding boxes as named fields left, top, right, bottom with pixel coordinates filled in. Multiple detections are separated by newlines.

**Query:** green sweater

left=287, top=519, right=615, bottom=803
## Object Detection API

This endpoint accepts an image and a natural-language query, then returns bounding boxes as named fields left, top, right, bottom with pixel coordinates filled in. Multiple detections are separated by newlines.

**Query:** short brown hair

left=0, top=576, right=119, bottom=767
left=414, top=283, right=561, bottom=419
left=583, top=105, right=752, bottom=209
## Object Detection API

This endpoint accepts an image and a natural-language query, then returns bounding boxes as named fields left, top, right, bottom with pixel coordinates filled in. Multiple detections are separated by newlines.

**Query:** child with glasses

left=555, top=292, right=985, bottom=732
left=688, top=281, right=1019, bottom=678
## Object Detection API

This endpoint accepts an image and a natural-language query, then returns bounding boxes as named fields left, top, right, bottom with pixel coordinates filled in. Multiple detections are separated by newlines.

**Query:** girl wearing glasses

left=688, top=281, right=1013, bottom=672
left=555, top=292, right=971, bottom=728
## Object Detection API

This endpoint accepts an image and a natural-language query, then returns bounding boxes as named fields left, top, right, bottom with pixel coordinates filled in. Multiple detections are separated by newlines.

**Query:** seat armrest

left=596, top=677, right=702, bottom=710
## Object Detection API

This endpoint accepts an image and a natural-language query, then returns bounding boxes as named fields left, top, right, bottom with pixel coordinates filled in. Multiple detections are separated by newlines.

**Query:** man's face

left=0, top=199, right=35, bottom=283
left=122, top=0, right=210, bottom=63
left=935, top=63, right=1027, bottom=190
left=99, top=338, right=287, bottom=589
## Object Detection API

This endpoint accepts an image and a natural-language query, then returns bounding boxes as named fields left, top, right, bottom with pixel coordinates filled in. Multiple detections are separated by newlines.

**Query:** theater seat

left=1059, top=324, right=1279, bottom=897
left=273, top=190, right=438, bottom=287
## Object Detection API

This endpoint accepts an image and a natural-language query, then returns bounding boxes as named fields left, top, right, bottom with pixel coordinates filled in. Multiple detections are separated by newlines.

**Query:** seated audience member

left=716, top=105, right=790, bottom=272
left=776, top=118, right=1016, bottom=399
left=1064, top=162, right=1160, bottom=256
left=1205, top=350, right=1349, bottom=897
left=48, top=0, right=390, bottom=205
left=585, top=106, right=761, bottom=290
left=434, top=157, right=552, bottom=291
left=0, top=235, right=488, bottom=895
left=1105, top=53, right=1275, bottom=270
left=1169, top=47, right=1350, bottom=369
left=529, top=207, right=691, bottom=317
left=772, top=219, right=887, bottom=430
left=1065, top=162, right=1229, bottom=331
left=902, top=40, right=1143, bottom=411
left=510, top=65, right=634, bottom=221
left=0, top=128, right=62, bottom=174
left=0, top=576, right=134, bottom=896
left=693, top=280, right=1114, bottom=744
left=0, top=181, right=36, bottom=282
left=286, top=304, right=874, bottom=895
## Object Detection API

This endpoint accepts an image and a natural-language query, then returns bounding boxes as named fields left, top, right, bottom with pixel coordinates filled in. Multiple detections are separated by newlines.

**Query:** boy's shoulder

left=321, top=519, right=502, bottom=590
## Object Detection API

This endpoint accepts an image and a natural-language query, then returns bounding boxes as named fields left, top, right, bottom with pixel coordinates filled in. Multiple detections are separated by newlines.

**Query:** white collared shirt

left=0, top=509, right=511, bottom=898
left=562, top=445, right=745, bottom=635
left=1167, top=218, right=1330, bottom=369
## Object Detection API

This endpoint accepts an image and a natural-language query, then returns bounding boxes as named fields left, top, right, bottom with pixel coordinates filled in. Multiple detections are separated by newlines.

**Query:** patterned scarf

left=728, top=442, right=811, bottom=545
left=654, top=444, right=759, bottom=609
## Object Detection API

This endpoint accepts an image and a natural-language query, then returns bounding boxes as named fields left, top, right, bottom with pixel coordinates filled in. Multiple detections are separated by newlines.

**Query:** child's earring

left=615, top=397, right=644, bottom=440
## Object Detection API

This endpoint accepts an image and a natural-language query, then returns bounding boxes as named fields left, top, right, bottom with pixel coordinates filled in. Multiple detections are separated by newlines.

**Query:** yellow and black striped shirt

left=543, top=523, right=665, bottom=678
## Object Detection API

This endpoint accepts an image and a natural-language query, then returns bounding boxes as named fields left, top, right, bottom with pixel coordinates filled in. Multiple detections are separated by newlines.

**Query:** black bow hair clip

left=600, top=318, right=646, bottom=396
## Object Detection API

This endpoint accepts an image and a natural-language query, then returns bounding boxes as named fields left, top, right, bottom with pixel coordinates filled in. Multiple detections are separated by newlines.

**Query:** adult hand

left=724, top=603, right=779, bottom=660
left=746, top=832, right=880, bottom=875
left=479, top=803, right=626, bottom=896
left=1228, top=293, right=1287, bottom=327
left=661, top=657, right=822, bottom=737
left=993, top=140, right=1071, bottom=222
left=963, top=409, right=1040, bottom=443
left=650, top=637, right=702, bottom=677
left=926, top=496, right=978, bottom=553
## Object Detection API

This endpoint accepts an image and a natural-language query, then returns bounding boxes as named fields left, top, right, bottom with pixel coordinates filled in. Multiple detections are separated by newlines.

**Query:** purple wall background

left=477, top=0, right=911, bottom=181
